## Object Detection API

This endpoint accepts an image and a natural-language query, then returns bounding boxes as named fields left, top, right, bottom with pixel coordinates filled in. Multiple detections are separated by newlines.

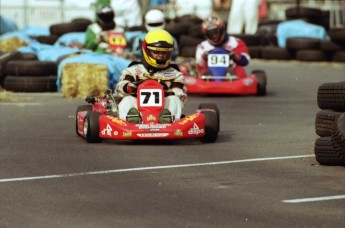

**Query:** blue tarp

left=54, top=32, right=86, bottom=47
left=276, top=20, right=328, bottom=48
left=0, top=15, right=18, bottom=35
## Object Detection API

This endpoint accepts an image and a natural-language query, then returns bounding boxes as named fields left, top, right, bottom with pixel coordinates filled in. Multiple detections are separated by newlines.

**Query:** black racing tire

left=199, top=103, right=220, bottom=132
left=330, top=113, right=345, bottom=162
left=7, top=60, right=57, bottom=76
left=317, top=81, right=345, bottom=111
left=33, top=35, right=59, bottom=45
left=165, top=22, right=193, bottom=40
left=295, top=50, right=328, bottom=62
left=179, top=35, right=203, bottom=48
left=3, top=76, right=57, bottom=92
left=71, top=18, right=92, bottom=32
left=175, top=15, right=203, bottom=24
left=50, top=22, right=87, bottom=37
left=233, top=34, right=263, bottom=46
left=200, top=111, right=219, bottom=143
left=328, top=28, right=345, bottom=46
left=332, top=51, right=345, bottom=63
left=188, top=24, right=203, bottom=38
left=314, top=137, right=344, bottom=166
left=180, top=46, right=197, bottom=58
left=286, top=37, right=321, bottom=52
left=76, top=105, right=92, bottom=136
left=260, top=46, right=294, bottom=60
left=251, top=70, right=267, bottom=96
left=319, top=40, right=344, bottom=54
left=315, top=110, right=342, bottom=137
left=285, top=7, right=322, bottom=20
left=20, top=52, right=38, bottom=61
left=248, top=46, right=262, bottom=59
left=0, top=51, right=23, bottom=84
left=84, top=111, right=102, bottom=143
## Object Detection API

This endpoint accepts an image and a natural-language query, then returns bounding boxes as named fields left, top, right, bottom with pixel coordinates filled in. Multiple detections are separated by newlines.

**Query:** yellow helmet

left=142, top=29, right=174, bottom=70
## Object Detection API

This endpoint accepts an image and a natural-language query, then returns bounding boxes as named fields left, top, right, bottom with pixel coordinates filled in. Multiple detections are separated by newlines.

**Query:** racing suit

left=115, top=63, right=187, bottom=121
left=195, top=35, right=250, bottom=78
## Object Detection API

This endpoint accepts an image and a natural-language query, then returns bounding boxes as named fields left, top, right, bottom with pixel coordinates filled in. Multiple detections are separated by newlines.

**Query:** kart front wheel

left=200, top=111, right=218, bottom=143
left=84, top=111, right=102, bottom=143
left=76, top=105, right=92, bottom=136
left=252, top=70, right=267, bottom=96
left=198, top=103, right=220, bottom=132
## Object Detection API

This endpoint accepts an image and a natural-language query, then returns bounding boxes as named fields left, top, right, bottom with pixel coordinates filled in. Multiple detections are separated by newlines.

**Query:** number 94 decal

left=208, top=54, right=230, bottom=67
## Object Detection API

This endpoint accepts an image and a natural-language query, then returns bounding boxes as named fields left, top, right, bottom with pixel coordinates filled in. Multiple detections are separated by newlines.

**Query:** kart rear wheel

left=198, top=103, right=220, bottom=132
left=76, top=105, right=92, bottom=136
left=200, top=111, right=218, bottom=143
left=252, top=70, right=267, bottom=96
left=84, top=111, right=102, bottom=143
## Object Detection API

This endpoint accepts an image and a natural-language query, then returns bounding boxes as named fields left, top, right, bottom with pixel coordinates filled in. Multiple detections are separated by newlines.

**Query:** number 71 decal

left=139, top=89, right=163, bottom=107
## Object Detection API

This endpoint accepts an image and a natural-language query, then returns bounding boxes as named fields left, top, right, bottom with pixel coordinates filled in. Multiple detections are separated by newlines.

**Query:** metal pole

left=24, top=0, right=28, bottom=26
left=61, top=0, right=65, bottom=22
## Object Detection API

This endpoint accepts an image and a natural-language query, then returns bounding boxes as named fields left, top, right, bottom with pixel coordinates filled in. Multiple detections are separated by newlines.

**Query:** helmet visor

left=147, top=46, right=173, bottom=62
left=147, top=22, right=164, bottom=28
left=205, top=28, right=222, bottom=43
left=99, top=12, right=114, bottom=23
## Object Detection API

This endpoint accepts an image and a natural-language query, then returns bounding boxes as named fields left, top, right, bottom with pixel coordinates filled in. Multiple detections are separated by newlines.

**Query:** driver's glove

left=202, top=51, right=209, bottom=61
left=124, top=82, right=138, bottom=94
left=230, top=53, right=241, bottom=63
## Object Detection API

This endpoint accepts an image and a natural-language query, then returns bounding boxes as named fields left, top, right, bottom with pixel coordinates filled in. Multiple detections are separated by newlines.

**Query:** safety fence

left=1, top=5, right=94, bottom=29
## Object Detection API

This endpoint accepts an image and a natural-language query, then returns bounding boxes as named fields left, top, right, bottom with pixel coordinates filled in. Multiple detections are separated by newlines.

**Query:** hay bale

left=61, top=63, right=108, bottom=98
left=0, top=37, right=28, bottom=52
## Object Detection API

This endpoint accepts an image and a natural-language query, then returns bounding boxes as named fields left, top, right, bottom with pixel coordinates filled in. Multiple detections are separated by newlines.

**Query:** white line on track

left=0, top=154, right=314, bottom=183
left=283, top=195, right=345, bottom=203
left=0, top=103, right=42, bottom=106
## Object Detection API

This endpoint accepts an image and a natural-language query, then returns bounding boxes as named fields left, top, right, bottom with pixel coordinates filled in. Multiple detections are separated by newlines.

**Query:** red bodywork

left=107, top=31, right=127, bottom=55
left=184, top=74, right=258, bottom=95
left=77, top=80, right=208, bottom=141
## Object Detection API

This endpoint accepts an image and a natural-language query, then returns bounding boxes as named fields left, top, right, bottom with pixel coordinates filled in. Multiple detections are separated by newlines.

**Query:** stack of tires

left=314, top=81, right=345, bottom=166
left=166, top=15, right=204, bottom=58
left=0, top=51, right=57, bottom=92
left=31, top=18, right=92, bottom=45
left=0, top=18, right=92, bottom=92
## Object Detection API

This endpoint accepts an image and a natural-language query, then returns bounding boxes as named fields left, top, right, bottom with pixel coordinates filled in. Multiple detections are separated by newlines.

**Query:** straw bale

left=61, top=63, right=108, bottom=98
left=0, top=37, right=28, bottom=52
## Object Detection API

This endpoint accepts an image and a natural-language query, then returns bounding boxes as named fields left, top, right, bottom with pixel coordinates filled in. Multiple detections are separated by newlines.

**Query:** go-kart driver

left=115, top=29, right=187, bottom=124
left=195, top=16, right=251, bottom=79
left=85, top=4, right=125, bottom=54
left=131, top=9, right=179, bottom=60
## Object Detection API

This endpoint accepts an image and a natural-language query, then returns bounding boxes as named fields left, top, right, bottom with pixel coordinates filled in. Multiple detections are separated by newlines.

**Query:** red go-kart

left=76, top=80, right=220, bottom=143
left=183, top=48, right=267, bottom=96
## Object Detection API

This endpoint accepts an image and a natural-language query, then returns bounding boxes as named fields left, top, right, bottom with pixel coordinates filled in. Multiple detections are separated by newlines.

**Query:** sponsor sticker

left=137, top=133, right=169, bottom=137
left=147, top=114, right=156, bottom=121
left=101, top=124, right=113, bottom=136
left=178, top=113, right=199, bottom=125
left=188, top=123, right=204, bottom=135
left=123, top=131, right=132, bottom=137
left=174, top=129, right=183, bottom=136
left=106, top=116, right=127, bottom=126
left=136, top=123, right=170, bottom=129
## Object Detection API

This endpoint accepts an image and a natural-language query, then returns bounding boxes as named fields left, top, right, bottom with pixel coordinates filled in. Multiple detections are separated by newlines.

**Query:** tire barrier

left=314, top=81, right=345, bottom=166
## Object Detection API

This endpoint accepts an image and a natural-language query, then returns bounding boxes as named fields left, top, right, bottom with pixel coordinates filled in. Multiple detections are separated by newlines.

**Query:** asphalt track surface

left=0, top=60, right=344, bottom=228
